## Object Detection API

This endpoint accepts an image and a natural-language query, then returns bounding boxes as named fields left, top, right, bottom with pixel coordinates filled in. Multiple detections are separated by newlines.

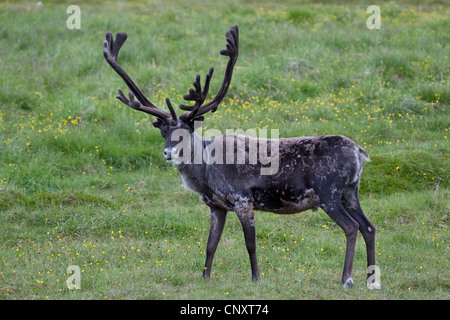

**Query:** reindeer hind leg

left=342, top=184, right=379, bottom=288
left=317, top=190, right=359, bottom=288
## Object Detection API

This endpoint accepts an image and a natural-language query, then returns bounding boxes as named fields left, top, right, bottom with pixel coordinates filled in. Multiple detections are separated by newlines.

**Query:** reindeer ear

left=187, top=116, right=204, bottom=130
left=193, top=116, right=204, bottom=122
left=152, top=118, right=164, bottom=128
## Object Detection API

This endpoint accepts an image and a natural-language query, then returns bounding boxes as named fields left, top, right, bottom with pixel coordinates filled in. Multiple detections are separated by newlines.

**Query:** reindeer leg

left=235, top=207, right=260, bottom=281
left=319, top=193, right=359, bottom=288
left=202, top=207, right=227, bottom=279
left=342, top=186, right=378, bottom=288
left=330, top=205, right=359, bottom=288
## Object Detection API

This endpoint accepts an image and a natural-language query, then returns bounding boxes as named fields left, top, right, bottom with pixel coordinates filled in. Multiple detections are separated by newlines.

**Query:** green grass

left=0, top=0, right=448, bottom=300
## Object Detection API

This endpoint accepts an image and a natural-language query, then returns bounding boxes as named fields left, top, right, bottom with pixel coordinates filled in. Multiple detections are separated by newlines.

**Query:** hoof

left=201, top=274, right=210, bottom=280
left=252, top=274, right=262, bottom=282
left=343, top=278, right=354, bottom=289
left=367, top=281, right=381, bottom=290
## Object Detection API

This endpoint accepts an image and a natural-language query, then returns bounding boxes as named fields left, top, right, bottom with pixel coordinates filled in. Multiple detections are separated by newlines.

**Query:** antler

left=180, top=25, right=239, bottom=122
left=103, top=25, right=239, bottom=125
left=103, top=32, right=175, bottom=123
left=178, top=68, right=214, bottom=122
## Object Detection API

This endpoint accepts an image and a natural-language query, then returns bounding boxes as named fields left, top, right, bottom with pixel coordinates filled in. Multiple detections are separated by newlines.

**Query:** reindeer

left=103, top=25, right=379, bottom=289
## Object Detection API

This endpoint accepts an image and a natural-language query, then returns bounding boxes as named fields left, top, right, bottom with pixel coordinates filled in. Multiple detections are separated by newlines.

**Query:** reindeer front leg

left=235, top=206, right=261, bottom=281
left=202, top=207, right=228, bottom=279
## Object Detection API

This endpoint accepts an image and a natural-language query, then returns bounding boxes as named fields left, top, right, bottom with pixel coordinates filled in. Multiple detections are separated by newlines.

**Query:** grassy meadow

left=0, top=0, right=448, bottom=300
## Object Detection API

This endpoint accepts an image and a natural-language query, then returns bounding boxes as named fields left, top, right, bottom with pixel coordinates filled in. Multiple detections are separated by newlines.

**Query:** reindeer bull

left=103, top=25, right=379, bottom=289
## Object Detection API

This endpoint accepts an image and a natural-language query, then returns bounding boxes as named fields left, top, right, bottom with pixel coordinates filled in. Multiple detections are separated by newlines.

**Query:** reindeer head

left=103, top=26, right=239, bottom=162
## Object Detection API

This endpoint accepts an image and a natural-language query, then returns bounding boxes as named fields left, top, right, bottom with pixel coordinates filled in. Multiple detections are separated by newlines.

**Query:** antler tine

left=179, top=68, right=214, bottom=121
left=103, top=32, right=171, bottom=121
left=180, top=25, right=239, bottom=122
left=165, top=98, right=178, bottom=123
